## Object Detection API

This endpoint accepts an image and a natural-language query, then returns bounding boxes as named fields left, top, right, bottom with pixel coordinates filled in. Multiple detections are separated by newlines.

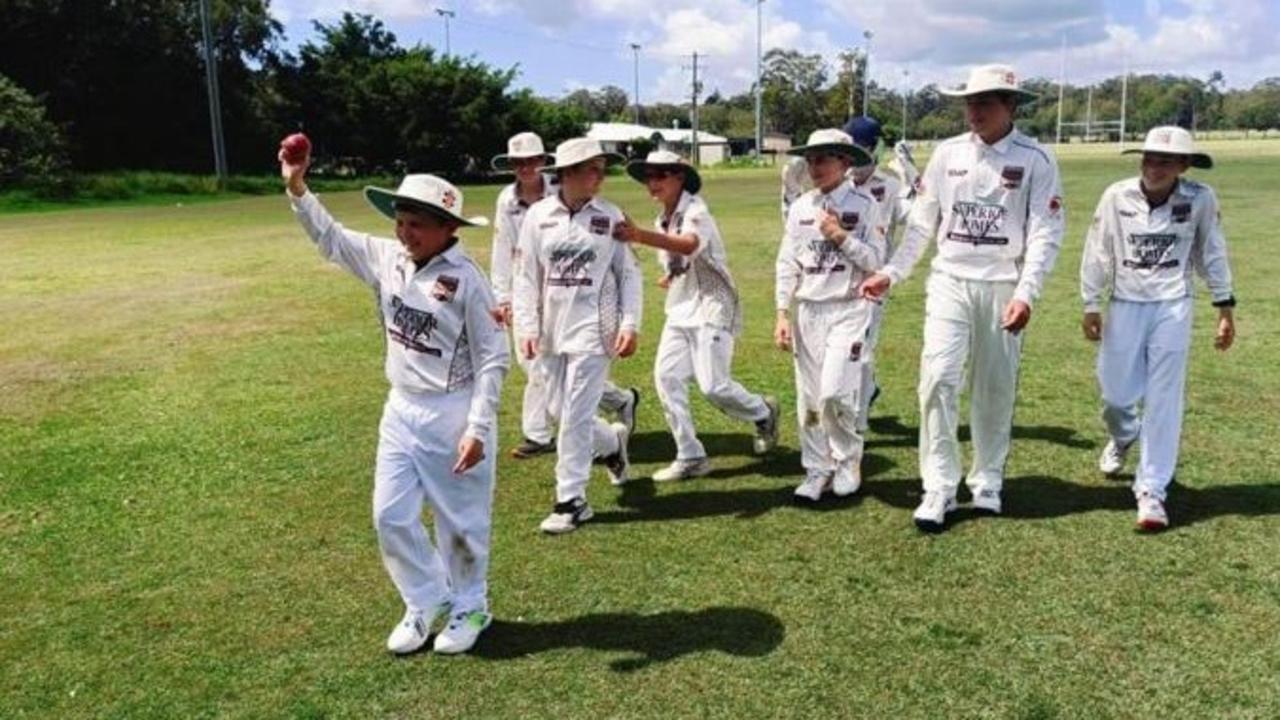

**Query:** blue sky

left=270, top=0, right=1280, bottom=101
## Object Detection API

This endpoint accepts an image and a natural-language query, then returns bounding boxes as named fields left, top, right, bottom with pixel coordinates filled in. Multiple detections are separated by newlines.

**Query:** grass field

left=4, top=143, right=1280, bottom=718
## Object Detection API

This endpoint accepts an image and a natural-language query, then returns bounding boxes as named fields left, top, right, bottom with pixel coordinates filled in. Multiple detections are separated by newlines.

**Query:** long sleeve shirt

left=885, top=128, right=1066, bottom=307
left=290, top=191, right=509, bottom=440
left=654, top=191, right=743, bottom=334
left=1080, top=177, right=1234, bottom=313
left=775, top=182, right=885, bottom=310
left=852, top=168, right=911, bottom=260
left=488, top=175, right=558, bottom=305
left=512, top=193, right=643, bottom=356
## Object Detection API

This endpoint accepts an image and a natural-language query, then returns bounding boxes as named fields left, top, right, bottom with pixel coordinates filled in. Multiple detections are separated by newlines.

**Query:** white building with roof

left=586, top=122, right=730, bottom=166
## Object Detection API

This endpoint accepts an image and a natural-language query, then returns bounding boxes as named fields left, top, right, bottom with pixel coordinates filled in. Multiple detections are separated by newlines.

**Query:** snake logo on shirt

left=548, top=245, right=597, bottom=286
left=804, top=239, right=847, bottom=274
left=387, top=295, right=443, bottom=356
left=1124, top=233, right=1179, bottom=269
left=948, top=201, right=1009, bottom=246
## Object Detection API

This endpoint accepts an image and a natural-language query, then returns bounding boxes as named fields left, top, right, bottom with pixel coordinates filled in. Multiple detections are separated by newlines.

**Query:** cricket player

left=775, top=129, right=885, bottom=502
left=781, top=154, right=812, bottom=222
left=844, top=116, right=918, bottom=432
left=614, top=150, right=781, bottom=481
left=1080, top=125, right=1236, bottom=531
left=280, top=145, right=508, bottom=655
left=513, top=137, right=643, bottom=534
left=862, top=64, right=1066, bottom=532
left=489, top=133, right=640, bottom=459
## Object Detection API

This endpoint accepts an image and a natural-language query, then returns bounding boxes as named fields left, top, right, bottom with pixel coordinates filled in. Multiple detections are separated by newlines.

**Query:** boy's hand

left=1082, top=312, right=1102, bottom=342
left=613, top=329, right=638, bottom=358
left=774, top=312, right=792, bottom=351
left=1215, top=309, right=1235, bottom=351
left=453, top=436, right=485, bottom=474
left=520, top=337, right=538, bottom=360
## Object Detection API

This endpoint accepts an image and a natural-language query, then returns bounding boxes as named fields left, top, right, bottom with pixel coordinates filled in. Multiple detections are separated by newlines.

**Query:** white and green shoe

left=433, top=609, right=493, bottom=655
left=386, top=603, right=450, bottom=655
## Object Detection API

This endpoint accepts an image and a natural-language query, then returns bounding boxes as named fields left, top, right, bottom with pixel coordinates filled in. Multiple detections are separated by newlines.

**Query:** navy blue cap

left=841, top=116, right=882, bottom=155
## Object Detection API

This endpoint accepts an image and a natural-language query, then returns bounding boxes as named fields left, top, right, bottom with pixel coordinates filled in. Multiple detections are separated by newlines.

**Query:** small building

left=586, top=122, right=731, bottom=166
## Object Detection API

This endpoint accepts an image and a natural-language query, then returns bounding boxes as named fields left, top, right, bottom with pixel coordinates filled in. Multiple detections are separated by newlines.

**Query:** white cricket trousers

left=858, top=300, right=888, bottom=431
left=373, top=388, right=495, bottom=616
left=654, top=323, right=770, bottom=460
left=1097, top=298, right=1192, bottom=501
left=793, top=300, right=875, bottom=473
left=544, top=352, right=622, bottom=503
left=519, top=346, right=630, bottom=445
left=918, top=273, right=1021, bottom=496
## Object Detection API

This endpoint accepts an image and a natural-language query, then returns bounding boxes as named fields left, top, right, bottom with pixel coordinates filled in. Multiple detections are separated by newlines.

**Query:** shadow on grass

left=863, top=415, right=1097, bottom=450
left=473, top=606, right=785, bottom=672
left=595, top=452, right=896, bottom=524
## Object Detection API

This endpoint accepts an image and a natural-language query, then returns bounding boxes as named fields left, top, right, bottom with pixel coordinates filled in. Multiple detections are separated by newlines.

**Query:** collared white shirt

left=513, top=193, right=643, bottom=355
left=775, top=182, right=885, bottom=309
left=654, top=191, right=742, bottom=333
left=887, top=128, right=1066, bottom=306
left=290, top=192, right=509, bottom=440
left=1080, top=177, right=1233, bottom=312
left=852, top=167, right=911, bottom=259
left=489, top=174, right=558, bottom=305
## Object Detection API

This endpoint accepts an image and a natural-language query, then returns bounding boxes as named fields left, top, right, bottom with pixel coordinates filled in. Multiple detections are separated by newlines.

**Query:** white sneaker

left=971, top=488, right=1002, bottom=515
left=652, top=457, right=712, bottom=482
left=831, top=460, right=861, bottom=497
left=385, top=605, right=447, bottom=655
left=753, top=396, right=780, bottom=455
left=539, top=497, right=594, bottom=534
left=913, top=491, right=957, bottom=532
left=602, top=422, right=630, bottom=486
left=1099, top=438, right=1132, bottom=475
left=1136, top=492, right=1168, bottom=531
left=793, top=471, right=831, bottom=502
left=433, top=609, right=493, bottom=655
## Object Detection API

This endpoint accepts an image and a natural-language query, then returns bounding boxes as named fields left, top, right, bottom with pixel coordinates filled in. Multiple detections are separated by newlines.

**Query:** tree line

left=2, top=1, right=1277, bottom=188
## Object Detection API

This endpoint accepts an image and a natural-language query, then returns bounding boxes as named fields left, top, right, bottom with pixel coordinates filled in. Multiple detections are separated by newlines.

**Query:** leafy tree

left=0, top=73, right=68, bottom=187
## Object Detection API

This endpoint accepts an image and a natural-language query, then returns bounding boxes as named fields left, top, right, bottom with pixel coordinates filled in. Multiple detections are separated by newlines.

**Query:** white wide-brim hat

left=939, top=64, right=1037, bottom=103
left=786, top=128, right=873, bottom=166
left=491, top=131, right=553, bottom=171
left=1122, top=125, right=1213, bottom=169
left=625, top=149, right=702, bottom=194
left=542, top=137, right=625, bottom=172
left=364, top=174, right=488, bottom=227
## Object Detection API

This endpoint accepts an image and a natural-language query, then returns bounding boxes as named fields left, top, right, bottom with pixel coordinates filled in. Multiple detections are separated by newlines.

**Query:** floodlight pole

left=436, top=8, right=454, bottom=55
left=630, top=43, right=642, bottom=124
left=198, top=0, right=228, bottom=185
left=862, top=30, right=873, bottom=117
left=754, top=0, right=764, bottom=160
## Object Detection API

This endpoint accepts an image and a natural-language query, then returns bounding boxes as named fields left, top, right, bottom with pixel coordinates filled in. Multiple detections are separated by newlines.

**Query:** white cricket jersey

left=290, top=191, right=510, bottom=439
left=852, top=168, right=911, bottom=258
left=513, top=193, right=643, bottom=356
left=888, top=128, right=1065, bottom=306
left=1080, top=177, right=1234, bottom=312
left=489, top=174, right=558, bottom=305
left=775, top=182, right=885, bottom=309
left=655, top=191, right=742, bottom=334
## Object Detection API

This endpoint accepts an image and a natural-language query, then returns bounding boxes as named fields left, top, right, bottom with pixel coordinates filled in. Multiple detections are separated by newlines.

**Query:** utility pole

left=1085, top=85, right=1094, bottom=142
left=839, top=50, right=856, bottom=121
left=690, top=51, right=701, bottom=166
left=901, top=68, right=910, bottom=142
left=1119, top=51, right=1129, bottom=149
left=198, top=0, right=227, bottom=185
left=754, top=0, right=764, bottom=161
left=862, top=30, right=873, bottom=117
left=435, top=8, right=455, bottom=55
left=1056, top=34, right=1065, bottom=145
left=630, top=43, right=642, bottom=124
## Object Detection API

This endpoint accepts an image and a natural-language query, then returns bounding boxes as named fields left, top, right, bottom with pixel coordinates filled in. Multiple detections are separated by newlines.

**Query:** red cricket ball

left=280, top=133, right=311, bottom=163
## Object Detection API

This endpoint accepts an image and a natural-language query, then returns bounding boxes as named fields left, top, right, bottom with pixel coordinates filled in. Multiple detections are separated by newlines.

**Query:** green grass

left=4, top=146, right=1280, bottom=719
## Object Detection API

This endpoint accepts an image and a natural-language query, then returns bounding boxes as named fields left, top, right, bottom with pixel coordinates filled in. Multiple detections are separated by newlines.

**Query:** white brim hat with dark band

left=939, top=64, right=1038, bottom=104
left=625, top=149, right=702, bottom=194
left=491, top=131, right=553, bottom=171
left=364, top=174, right=489, bottom=227
left=1122, top=125, right=1213, bottom=169
left=786, top=128, right=874, bottom=166
left=542, top=137, right=625, bottom=172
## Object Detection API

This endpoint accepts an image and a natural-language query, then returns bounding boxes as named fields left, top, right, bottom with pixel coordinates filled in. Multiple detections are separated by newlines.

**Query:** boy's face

left=562, top=158, right=607, bottom=197
left=964, top=92, right=1016, bottom=139
left=806, top=152, right=851, bottom=191
left=644, top=167, right=684, bottom=206
left=1140, top=153, right=1190, bottom=194
left=512, top=156, right=545, bottom=185
left=395, top=208, right=458, bottom=261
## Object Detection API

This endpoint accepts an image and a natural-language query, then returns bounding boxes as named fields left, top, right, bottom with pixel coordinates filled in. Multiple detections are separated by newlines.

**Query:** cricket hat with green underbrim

left=490, top=132, right=554, bottom=171
left=364, top=174, right=489, bottom=227
left=541, top=137, right=626, bottom=172
left=625, top=150, right=702, bottom=195
left=1122, top=126, right=1213, bottom=169
left=939, top=64, right=1038, bottom=105
left=786, top=129, right=874, bottom=166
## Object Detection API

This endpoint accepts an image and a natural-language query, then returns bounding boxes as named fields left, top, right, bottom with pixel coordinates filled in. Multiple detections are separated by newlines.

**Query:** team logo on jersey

left=799, top=218, right=816, bottom=226
left=589, top=215, right=611, bottom=235
left=947, top=169, right=968, bottom=178
left=539, top=221, right=559, bottom=229
left=387, top=295, right=443, bottom=356
left=1172, top=203, right=1192, bottom=223
left=804, top=239, right=847, bottom=274
left=849, top=341, right=863, bottom=361
left=432, top=274, right=459, bottom=302
left=948, top=201, right=1009, bottom=245
left=548, top=245, right=597, bottom=286
left=1048, top=195, right=1063, bottom=217
left=666, top=255, right=689, bottom=278
left=871, top=186, right=886, bottom=201
left=839, top=211, right=860, bottom=230
left=1001, top=165, right=1024, bottom=189
left=1119, top=209, right=1137, bottom=218
left=1124, top=233, right=1179, bottom=269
